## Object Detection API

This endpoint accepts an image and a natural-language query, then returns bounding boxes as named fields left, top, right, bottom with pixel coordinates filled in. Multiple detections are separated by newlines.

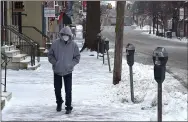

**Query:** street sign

left=44, top=8, right=55, bottom=17
left=44, top=1, right=55, bottom=17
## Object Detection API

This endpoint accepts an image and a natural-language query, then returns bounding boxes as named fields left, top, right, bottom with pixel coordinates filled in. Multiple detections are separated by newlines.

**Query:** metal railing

left=1, top=25, right=39, bottom=66
left=21, top=26, right=50, bottom=48
left=1, top=52, right=11, bottom=92
left=7, top=25, right=40, bottom=63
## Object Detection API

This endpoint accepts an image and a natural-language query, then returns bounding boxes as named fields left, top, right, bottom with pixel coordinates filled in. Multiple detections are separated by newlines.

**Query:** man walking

left=48, top=26, right=80, bottom=114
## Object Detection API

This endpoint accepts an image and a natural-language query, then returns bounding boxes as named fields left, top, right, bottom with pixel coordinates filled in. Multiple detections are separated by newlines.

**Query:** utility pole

left=113, top=1, right=126, bottom=85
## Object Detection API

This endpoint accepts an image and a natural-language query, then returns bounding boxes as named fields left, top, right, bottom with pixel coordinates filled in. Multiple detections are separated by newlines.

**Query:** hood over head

left=59, top=26, right=73, bottom=42
left=59, top=26, right=73, bottom=37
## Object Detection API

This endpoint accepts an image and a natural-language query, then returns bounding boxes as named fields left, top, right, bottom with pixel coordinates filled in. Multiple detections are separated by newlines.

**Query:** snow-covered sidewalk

left=2, top=25, right=187, bottom=121
left=2, top=51, right=187, bottom=121
left=134, top=25, right=188, bottom=43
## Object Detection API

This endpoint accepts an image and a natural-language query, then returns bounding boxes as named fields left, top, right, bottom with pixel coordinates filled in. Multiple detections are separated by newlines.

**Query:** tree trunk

left=156, top=13, right=159, bottom=36
left=80, top=1, right=100, bottom=52
left=152, top=2, right=155, bottom=34
left=113, top=1, right=126, bottom=85
left=152, top=14, right=155, bottom=34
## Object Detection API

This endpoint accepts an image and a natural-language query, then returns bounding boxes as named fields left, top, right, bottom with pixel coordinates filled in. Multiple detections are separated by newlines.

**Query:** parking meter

left=126, top=43, right=135, bottom=103
left=152, top=47, right=168, bottom=83
left=153, top=47, right=168, bottom=122
left=104, top=38, right=109, bottom=51
left=97, top=33, right=102, bottom=59
left=104, top=38, right=111, bottom=72
left=126, top=43, right=135, bottom=67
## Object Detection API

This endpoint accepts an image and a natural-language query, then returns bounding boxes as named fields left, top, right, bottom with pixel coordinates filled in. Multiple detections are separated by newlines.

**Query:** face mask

left=62, top=36, right=69, bottom=41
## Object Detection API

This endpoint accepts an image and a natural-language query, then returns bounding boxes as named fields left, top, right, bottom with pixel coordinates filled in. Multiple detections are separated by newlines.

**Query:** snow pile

left=132, top=23, right=137, bottom=27
left=76, top=25, right=83, bottom=31
left=135, top=25, right=163, bottom=33
left=135, top=25, right=151, bottom=31
left=102, top=26, right=134, bottom=33
left=43, top=49, right=48, bottom=53
left=102, top=26, right=115, bottom=32
left=134, top=25, right=187, bottom=43
left=142, top=32, right=188, bottom=43
left=102, top=57, right=187, bottom=121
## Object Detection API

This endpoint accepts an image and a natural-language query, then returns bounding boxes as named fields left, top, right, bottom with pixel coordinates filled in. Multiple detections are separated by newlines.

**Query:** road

left=102, top=26, right=187, bottom=88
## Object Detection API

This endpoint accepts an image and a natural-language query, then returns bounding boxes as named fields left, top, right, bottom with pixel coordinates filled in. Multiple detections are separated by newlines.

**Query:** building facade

left=1, top=1, right=45, bottom=47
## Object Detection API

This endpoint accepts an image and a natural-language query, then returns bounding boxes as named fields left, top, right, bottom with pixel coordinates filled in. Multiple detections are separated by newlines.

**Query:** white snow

left=76, top=25, right=83, bottom=31
left=132, top=23, right=137, bottom=27
left=1, top=25, right=187, bottom=121
left=39, top=47, right=45, bottom=50
left=135, top=25, right=163, bottom=33
left=27, top=62, right=40, bottom=69
left=135, top=25, right=152, bottom=31
left=134, top=25, right=188, bottom=43
left=103, top=26, right=133, bottom=33
left=20, top=57, right=31, bottom=63
left=43, top=49, right=49, bottom=53
left=142, top=32, right=188, bottom=43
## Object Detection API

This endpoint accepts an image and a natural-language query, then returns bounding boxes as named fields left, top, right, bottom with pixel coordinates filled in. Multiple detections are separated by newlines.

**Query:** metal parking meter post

left=97, top=41, right=99, bottom=59
left=97, top=33, right=101, bottom=59
left=126, top=43, right=135, bottom=103
left=101, top=36, right=105, bottom=64
left=105, top=39, right=111, bottom=72
left=103, top=43, right=105, bottom=64
left=152, top=47, right=168, bottom=122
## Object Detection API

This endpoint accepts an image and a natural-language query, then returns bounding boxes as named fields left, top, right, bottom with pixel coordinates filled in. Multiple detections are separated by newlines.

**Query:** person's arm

left=72, top=43, right=80, bottom=67
left=48, top=43, right=57, bottom=65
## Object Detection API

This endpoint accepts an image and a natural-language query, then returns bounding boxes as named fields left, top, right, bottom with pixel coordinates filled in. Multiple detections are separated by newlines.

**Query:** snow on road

left=1, top=25, right=187, bottom=121
left=134, top=25, right=188, bottom=43
left=142, top=32, right=188, bottom=43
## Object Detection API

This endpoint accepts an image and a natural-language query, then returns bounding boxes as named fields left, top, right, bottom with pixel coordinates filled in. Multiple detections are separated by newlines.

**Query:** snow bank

left=142, top=32, right=188, bottom=43
left=135, top=25, right=151, bottom=31
left=134, top=25, right=187, bottom=43
left=102, top=57, right=187, bottom=121
left=135, top=25, right=163, bottom=33
left=132, top=23, right=137, bottom=27
left=76, top=25, right=83, bottom=31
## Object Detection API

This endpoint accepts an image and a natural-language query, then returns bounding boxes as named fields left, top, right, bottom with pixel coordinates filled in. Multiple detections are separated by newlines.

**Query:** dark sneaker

left=65, top=110, right=72, bottom=114
left=56, top=103, right=62, bottom=112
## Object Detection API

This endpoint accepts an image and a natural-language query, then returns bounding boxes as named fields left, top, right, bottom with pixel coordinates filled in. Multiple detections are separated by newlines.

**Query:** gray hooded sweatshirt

left=48, top=26, right=80, bottom=76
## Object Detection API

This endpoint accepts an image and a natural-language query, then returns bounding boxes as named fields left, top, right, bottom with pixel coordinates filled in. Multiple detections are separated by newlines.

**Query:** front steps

left=1, top=45, right=40, bottom=70
left=1, top=99, right=5, bottom=110
left=1, top=92, right=12, bottom=110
